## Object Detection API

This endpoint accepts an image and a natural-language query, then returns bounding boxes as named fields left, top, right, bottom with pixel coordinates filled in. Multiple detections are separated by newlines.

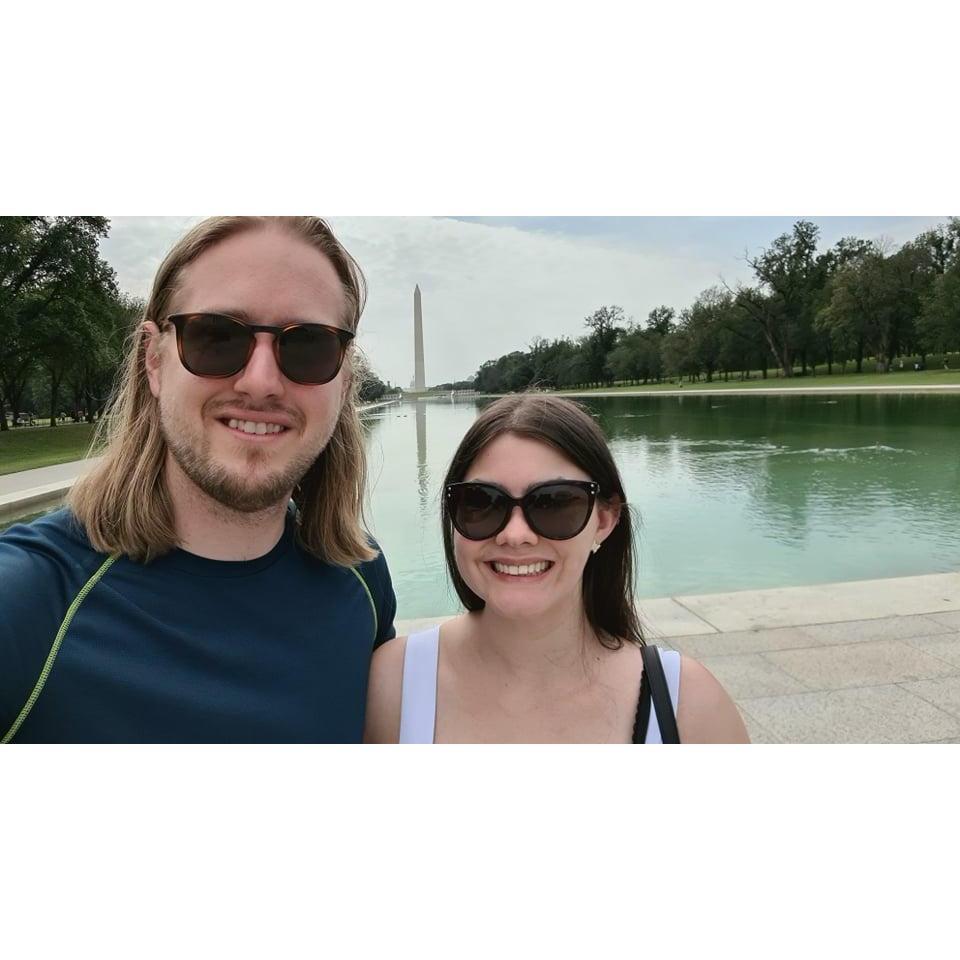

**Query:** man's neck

left=166, top=459, right=290, bottom=561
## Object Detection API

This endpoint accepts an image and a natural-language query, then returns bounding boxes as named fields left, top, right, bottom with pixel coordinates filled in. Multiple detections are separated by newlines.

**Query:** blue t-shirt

left=0, top=509, right=396, bottom=743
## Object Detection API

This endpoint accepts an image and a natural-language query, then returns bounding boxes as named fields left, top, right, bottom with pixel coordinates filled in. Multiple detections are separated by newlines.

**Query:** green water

left=363, top=394, right=960, bottom=619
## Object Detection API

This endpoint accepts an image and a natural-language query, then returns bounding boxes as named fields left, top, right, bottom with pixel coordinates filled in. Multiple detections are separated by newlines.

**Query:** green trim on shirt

left=2, top=554, right=119, bottom=744
left=349, top=566, right=377, bottom=642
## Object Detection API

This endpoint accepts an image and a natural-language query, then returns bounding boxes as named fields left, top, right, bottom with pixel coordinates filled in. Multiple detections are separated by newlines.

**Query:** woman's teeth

left=227, top=419, right=285, bottom=435
left=492, top=561, right=551, bottom=577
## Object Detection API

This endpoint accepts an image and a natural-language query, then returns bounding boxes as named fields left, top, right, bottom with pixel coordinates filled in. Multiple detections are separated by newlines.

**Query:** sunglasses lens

left=450, top=484, right=508, bottom=540
left=180, top=314, right=250, bottom=377
left=278, top=325, right=344, bottom=385
left=526, top=483, right=593, bottom=539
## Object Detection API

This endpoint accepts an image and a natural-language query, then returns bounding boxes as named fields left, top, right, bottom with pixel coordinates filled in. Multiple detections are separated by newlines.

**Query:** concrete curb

left=0, top=480, right=77, bottom=524
left=395, top=571, right=960, bottom=640
left=559, top=384, right=960, bottom=398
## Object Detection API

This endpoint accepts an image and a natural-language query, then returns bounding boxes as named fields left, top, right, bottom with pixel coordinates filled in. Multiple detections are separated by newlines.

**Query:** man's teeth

left=227, top=419, right=285, bottom=435
left=492, top=561, right=551, bottom=576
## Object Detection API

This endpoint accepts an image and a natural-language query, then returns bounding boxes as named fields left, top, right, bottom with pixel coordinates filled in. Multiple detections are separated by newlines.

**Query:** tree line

left=4, top=218, right=958, bottom=429
left=473, top=219, right=960, bottom=393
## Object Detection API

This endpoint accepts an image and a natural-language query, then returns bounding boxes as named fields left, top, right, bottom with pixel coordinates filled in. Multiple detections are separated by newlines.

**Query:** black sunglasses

left=164, top=313, right=354, bottom=386
left=445, top=480, right=600, bottom=541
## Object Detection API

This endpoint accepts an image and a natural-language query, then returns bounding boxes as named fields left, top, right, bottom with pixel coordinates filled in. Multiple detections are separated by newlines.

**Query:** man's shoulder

left=355, top=539, right=396, bottom=645
left=0, top=509, right=109, bottom=733
left=0, top=508, right=110, bottom=628
left=291, top=531, right=391, bottom=584
left=0, top=508, right=98, bottom=574
left=352, top=538, right=395, bottom=594
left=356, top=537, right=390, bottom=575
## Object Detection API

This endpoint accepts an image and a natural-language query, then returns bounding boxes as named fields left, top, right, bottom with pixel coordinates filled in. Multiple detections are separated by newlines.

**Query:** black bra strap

left=639, top=645, right=681, bottom=744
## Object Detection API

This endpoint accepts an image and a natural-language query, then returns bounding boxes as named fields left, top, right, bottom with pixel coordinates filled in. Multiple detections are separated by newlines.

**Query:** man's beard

left=163, top=415, right=323, bottom=514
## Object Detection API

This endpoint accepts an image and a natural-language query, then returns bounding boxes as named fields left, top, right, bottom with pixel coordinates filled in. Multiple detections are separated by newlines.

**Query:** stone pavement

left=396, top=571, right=960, bottom=744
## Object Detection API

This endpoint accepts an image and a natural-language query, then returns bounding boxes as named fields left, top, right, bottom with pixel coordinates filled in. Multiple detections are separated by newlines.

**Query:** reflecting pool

left=364, top=393, right=960, bottom=619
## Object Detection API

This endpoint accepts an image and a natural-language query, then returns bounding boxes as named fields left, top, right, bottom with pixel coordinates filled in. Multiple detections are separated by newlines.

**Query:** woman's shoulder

left=364, top=633, right=409, bottom=743
left=674, top=652, right=751, bottom=743
left=365, top=619, right=464, bottom=743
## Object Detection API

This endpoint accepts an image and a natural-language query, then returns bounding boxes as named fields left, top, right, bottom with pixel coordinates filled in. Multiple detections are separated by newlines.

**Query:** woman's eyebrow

left=463, top=477, right=578, bottom=492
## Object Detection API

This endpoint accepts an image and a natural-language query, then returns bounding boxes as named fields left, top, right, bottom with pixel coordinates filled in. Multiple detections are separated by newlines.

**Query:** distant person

left=365, top=394, right=748, bottom=743
left=0, top=216, right=396, bottom=743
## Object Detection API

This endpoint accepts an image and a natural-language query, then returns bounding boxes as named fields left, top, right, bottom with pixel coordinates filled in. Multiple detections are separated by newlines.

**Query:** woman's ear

left=143, top=321, right=163, bottom=398
left=594, top=494, right=622, bottom=545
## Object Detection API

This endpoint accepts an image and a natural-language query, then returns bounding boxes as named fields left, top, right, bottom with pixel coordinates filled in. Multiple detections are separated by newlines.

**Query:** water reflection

left=366, top=394, right=960, bottom=619
left=415, top=400, right=429, bottom=508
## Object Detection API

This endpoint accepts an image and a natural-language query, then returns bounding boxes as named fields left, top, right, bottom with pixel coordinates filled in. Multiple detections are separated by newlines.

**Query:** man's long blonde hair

left=68, top=216, right=375, bottom=566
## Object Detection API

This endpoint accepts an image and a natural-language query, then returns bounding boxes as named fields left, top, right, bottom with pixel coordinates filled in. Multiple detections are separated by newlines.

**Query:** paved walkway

left=396, top=571, right=960, bottom=744
left=0, top=459, right=100, bottom=496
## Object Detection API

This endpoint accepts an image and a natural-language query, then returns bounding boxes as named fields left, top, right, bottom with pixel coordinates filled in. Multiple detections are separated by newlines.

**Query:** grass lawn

left=0, top=422, right=97, bottom=476
left=556, top=368, right=960, bottom=394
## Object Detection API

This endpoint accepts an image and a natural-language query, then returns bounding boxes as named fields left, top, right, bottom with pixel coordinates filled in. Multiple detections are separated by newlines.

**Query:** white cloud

left=312, top=216, right=753, bottom=386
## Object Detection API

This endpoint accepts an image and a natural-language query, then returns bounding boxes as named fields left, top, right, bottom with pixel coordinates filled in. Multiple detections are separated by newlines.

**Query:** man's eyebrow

left=202, top=308, right=255, bottom=322
left=195, top=308, right=338, bottom=327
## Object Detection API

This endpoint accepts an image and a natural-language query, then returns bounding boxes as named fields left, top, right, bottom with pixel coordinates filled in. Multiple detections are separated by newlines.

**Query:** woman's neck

left=461, top=602, right=608, bottom=689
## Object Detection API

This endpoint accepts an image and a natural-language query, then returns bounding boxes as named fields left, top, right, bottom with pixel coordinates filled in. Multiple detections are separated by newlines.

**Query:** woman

left=365, top=394, right=748, bottom=743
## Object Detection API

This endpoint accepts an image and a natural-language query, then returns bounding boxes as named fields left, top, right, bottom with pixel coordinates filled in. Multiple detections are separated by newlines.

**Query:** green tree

left=909, top=219, right=960, bottom=358
left=918, top=264, right=960, bottom=354
left=681, top=287, right=734, bottom=383
left=608, top=325, right=655, bottom=384
left=738, top=220, right=825, bottom=377
left=0, top=216, right=114, bottom=428
left=646, top=305, right=675, bottom=337
left=583, top=305, right=625, bottom=385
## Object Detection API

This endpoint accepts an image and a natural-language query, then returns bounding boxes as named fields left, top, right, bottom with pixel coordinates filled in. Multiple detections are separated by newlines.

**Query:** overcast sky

left=100, top=216, right=950, bottom=388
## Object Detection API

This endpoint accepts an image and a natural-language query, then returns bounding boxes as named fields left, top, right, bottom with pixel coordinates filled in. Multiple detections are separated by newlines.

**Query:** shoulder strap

left=640, top=645, right=681, bottom=744
left=398, top=626, right=441, bottom=744
left=632, top=667, right=651, bottom=744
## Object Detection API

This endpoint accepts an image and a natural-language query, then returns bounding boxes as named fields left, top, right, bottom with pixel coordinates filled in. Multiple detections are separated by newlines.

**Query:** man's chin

left=202, top=470, right=298, bottom=513
left=178, top=458, right=299, bottom=514
left=166, top=432, right=316, bottom=515
left=213, top=487, right=293, bottom=514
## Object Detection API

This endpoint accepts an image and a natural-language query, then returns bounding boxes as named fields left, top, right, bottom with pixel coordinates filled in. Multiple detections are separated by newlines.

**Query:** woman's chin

left=483, top=594, right=567, bottom=623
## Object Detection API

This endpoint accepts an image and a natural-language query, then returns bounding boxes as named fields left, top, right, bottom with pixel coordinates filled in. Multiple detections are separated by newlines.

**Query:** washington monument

left=413, top=284, right=425, bottom=391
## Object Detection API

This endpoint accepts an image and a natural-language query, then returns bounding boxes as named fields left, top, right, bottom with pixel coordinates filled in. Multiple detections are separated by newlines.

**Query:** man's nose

left=233, top=333, right=285, bottom=398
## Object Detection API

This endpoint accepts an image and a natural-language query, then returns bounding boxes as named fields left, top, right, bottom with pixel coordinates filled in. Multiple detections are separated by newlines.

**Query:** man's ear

left=339, top=352, right=354, bottom=405
left=143, top=321, right=163, bottom=398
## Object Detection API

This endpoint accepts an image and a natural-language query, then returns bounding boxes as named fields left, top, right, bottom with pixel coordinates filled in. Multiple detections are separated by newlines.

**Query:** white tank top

left=397, top=625, right=682, bottom=744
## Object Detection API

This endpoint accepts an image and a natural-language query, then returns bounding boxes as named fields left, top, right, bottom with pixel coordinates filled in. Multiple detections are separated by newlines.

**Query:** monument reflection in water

left=362, top=393, right=960, bottom=621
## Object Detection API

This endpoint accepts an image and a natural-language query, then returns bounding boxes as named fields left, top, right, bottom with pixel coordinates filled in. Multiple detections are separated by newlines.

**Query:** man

left=0, top=217, right=396, bottom=743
